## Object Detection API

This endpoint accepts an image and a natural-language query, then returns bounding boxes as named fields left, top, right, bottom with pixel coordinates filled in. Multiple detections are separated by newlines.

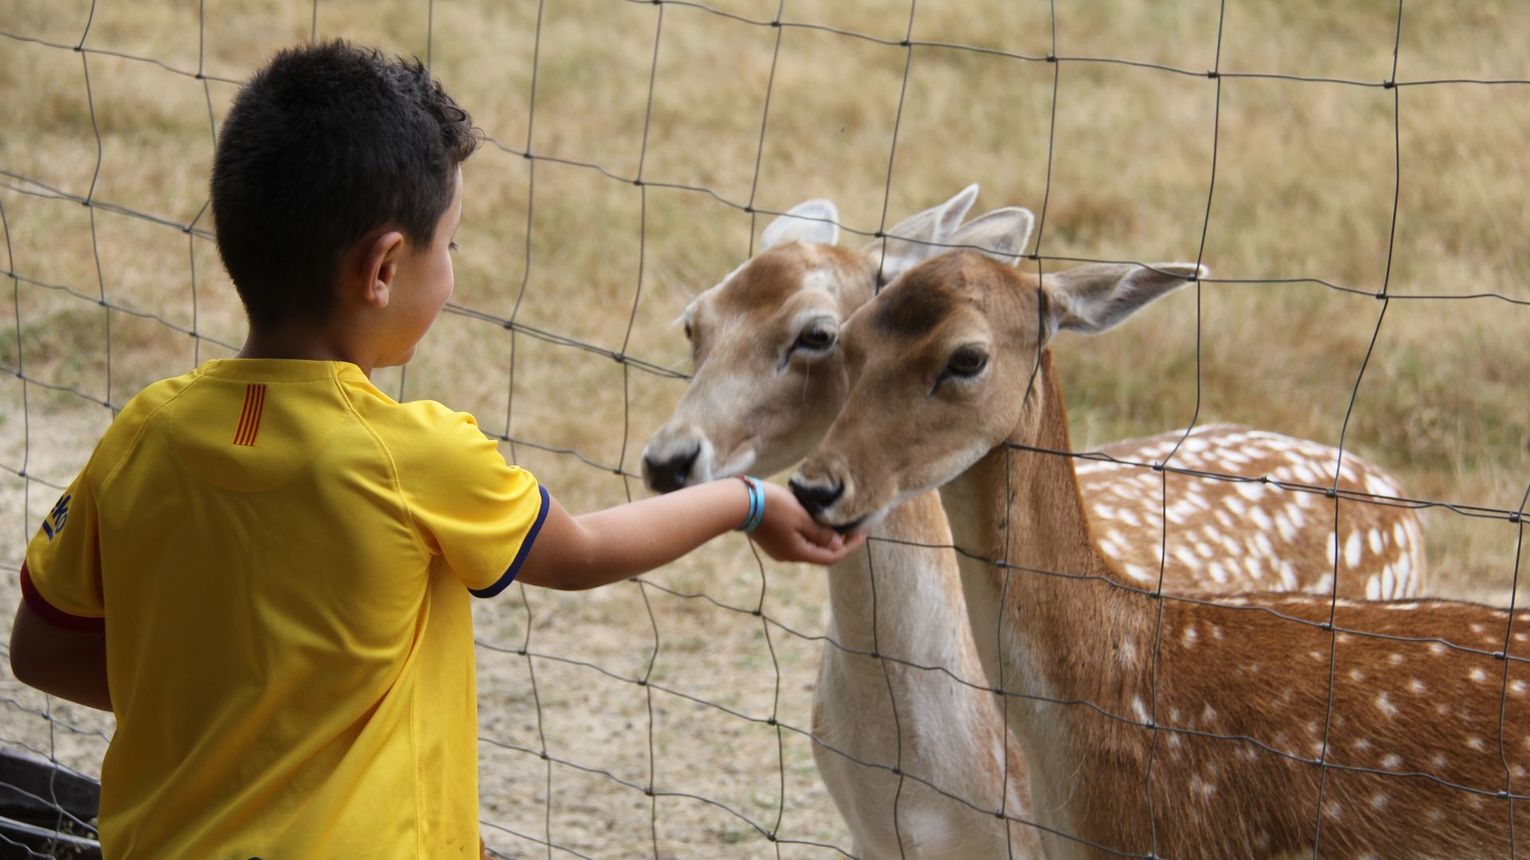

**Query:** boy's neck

left=238, top=321, right=378, bottom=377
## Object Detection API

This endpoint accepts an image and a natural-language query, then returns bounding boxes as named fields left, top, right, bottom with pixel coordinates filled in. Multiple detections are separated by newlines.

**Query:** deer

left=641, top=193, right=1428, bottom=858
left=790, top=207, right=1525, bottom=859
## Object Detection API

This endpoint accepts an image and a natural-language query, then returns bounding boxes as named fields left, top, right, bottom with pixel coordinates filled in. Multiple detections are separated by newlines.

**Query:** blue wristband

left=736, top=475, right=765, bottom=533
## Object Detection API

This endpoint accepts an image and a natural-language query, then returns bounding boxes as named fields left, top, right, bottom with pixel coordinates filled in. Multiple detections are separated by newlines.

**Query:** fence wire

left=2, top=0, right=1528, bottom=857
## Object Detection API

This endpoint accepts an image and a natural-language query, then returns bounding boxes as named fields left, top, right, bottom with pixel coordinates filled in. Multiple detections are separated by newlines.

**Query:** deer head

left=639, top=186, right=981, bottom=491
left=791, top=209, right=1200, bottom=531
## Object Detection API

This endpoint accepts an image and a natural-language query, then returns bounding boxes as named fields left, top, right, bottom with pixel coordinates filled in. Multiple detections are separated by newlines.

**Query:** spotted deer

left=791, top=210, right=1522, bottom=858
left=647, top=188, right=1042, bottom=858
left=641, top=195, right=1427, bottom=858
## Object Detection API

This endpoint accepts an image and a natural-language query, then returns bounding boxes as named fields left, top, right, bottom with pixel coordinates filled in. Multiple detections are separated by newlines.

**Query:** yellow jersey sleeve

left=23, top=465, right=105, bottom=625
left=23, top=377, right=183, bottom=623
left=395, top=404, right=546, bottom=597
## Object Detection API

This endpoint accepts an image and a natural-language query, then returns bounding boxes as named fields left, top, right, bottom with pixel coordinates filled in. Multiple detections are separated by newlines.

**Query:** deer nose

left=643, top=445, right=701, bottom=494
left=789, top=475, right=844, bottom=516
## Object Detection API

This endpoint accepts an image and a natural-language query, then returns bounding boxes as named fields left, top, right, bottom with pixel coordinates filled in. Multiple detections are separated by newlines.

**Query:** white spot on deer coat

left=1376, top=693, right=1399, bottom=718
left=1245, top=557, right=1263, bottom=580
left=1275, top=509, right=1298, bottom=543
left=1394, top=555, right=1412, bottom=593
left=1249, top=506, right=1273, bottom=531
left=1344, top=531, right=1363, bottom=568
left=1254, top=532, right=1275, bottom=559
left=1235, top=483, right=1267, bottom=502
left=1280, top=562, right=1298, bottom=590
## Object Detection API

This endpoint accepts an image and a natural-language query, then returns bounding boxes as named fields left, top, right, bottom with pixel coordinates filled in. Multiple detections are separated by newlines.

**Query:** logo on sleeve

left=41, top=494, right=71, bottom=540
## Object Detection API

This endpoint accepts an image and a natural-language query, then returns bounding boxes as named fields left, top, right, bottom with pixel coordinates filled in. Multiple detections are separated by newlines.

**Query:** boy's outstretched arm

left=515, top=479, right=862, bottom=591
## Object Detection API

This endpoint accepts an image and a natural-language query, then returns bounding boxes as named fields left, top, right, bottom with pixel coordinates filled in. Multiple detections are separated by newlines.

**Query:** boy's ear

left=358, top=230, right=407, bottom=309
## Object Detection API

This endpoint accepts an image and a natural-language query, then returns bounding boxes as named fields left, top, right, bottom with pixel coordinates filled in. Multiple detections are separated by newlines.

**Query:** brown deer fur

left=794, top=248, right=1524, bottom=859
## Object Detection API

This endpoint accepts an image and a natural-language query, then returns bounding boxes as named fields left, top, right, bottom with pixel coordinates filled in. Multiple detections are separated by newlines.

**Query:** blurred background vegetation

left=1, top=1, right=1526, bottom=856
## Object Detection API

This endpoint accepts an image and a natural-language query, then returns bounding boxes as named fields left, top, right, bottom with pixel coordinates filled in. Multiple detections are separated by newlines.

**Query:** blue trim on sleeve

left=471, top=485, right=550, bottom=599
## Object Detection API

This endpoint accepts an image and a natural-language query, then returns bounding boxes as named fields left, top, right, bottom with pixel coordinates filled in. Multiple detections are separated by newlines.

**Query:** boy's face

left=381, top=167, right=464, bottom=367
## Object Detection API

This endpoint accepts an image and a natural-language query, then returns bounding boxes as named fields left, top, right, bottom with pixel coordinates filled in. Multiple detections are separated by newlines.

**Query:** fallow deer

left=648, top=188, right=1042, bottom=858
left=791, top=210, right=1522, bottom=859
left=641, top=195, right=1427, bottom=858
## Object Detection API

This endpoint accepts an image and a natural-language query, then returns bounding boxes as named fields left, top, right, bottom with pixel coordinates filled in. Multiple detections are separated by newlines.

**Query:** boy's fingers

left=797, top=518, right=842, bottom=548
left=795, top=528, right=864, bottom=565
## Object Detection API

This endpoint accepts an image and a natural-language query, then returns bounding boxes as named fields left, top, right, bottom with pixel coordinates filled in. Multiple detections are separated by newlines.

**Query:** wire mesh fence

left=1, top=0, right=1527, bottom=857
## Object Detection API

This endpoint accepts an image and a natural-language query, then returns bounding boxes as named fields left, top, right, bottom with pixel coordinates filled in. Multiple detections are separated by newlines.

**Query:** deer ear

left=863, top=184, right=980, bottom=284
left=1042, top=263, right=1205, bottom=334
left=761, top=199, right=839, bottom=250
left=944, top=207, right=1035, bottom=267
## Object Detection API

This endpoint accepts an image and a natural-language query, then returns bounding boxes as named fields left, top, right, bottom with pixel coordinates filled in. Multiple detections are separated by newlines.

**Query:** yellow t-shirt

left=22, top=358, right=545, bottom=858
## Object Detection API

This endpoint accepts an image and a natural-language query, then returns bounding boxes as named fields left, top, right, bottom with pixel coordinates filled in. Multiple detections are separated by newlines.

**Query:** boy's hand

left=750, top=482, right=866, bottom=565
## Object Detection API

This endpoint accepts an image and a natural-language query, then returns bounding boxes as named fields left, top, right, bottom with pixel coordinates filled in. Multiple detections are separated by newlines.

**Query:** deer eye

left=946, top=347, right=988, bottom=378
left=791, top=322, right=838, bottom=354
left=683, top=320, right=694, bottom=341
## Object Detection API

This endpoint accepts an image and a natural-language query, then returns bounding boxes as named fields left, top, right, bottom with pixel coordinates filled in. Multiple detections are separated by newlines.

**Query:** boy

left=9, top=41, right=859, bottom=857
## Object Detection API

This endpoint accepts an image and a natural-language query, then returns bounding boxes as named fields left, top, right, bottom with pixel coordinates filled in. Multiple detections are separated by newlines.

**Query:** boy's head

left=211, top=40, right=478, bottom=332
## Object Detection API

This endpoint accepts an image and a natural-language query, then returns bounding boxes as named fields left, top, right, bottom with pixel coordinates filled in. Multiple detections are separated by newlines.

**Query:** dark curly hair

left=211, top=40, right=479, bottom=328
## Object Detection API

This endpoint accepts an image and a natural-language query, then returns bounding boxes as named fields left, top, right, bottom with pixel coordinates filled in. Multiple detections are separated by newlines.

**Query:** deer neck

left=939, top=350, right=1152, bottom=727
left=825, top=490, right=966, bottom=665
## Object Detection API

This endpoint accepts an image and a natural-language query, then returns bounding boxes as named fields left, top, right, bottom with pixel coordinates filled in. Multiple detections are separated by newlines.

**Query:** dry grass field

left=1, top=0, right=1527, bottom=857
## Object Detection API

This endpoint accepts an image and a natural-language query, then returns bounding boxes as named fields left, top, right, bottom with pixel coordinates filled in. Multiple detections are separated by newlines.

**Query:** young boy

left=8, top=41, right=859, bottom=857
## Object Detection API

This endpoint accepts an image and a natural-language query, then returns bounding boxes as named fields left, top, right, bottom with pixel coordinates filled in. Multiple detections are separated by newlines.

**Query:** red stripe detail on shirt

left=232, top=385, right=255, bottom=444
left=19, top=562, right=105, bottom=632
left=233, top=384, right=267, bottom=446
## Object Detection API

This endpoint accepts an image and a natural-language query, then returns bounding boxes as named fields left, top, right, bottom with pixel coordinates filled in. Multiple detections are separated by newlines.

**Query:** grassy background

left=1, top=0, right=1527, bottom=856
